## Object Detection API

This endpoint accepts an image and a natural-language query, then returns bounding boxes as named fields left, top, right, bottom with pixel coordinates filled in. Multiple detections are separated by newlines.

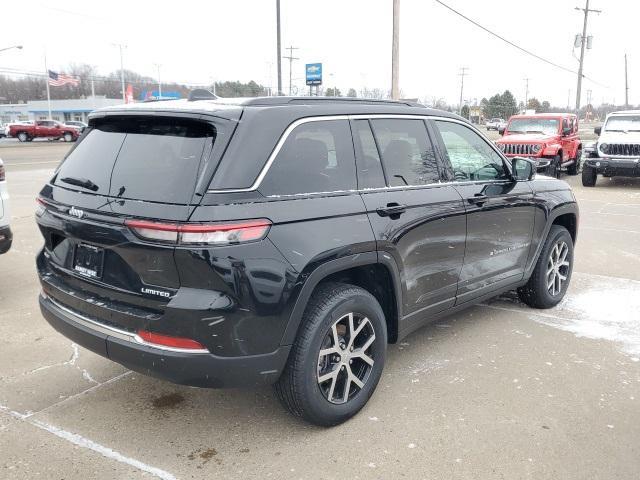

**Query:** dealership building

left=0, top=97, right=123, bottom=124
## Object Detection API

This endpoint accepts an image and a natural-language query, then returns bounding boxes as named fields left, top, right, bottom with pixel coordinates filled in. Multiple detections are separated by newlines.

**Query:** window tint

left=55, top=116, right=215, bottom=204
left=435, top=120, right=507, bottom=182
left=260, top=120, right=356, bottom=196
left=352, top=120, right=385, bottom=189
left=370, top=119, right=440, bottom=187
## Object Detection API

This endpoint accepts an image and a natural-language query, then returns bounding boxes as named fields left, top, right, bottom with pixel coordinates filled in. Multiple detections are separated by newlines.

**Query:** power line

left=433, top=0, right=608, bottom=89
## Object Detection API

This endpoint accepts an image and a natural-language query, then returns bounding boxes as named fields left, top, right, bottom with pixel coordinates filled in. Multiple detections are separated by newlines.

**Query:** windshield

left=604, top=115, right=640, bottom=132
left=507, top=118, right=559, bottom=135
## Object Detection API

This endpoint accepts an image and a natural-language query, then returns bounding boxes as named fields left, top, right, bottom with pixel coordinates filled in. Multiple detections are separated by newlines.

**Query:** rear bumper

left=0, top=226, right=12, bottom=254
left=39, top=293, right=290, bottom=388
left=585, top=157, right=640, bottom=177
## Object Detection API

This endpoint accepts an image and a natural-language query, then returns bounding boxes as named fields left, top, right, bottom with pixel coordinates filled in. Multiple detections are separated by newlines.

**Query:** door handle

left=376, top=203, right=407, bottom=217
left=467, top=194, right=489, bottom=205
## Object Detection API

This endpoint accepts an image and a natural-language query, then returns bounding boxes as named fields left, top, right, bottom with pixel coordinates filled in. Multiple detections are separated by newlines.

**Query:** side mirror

left=594, top=126, right=602, bottom=136
left=498, top=127, right=506, bottom=136
left=511, top=157, right=535, bottom=182
left=562, top=127, right=571, bottom=136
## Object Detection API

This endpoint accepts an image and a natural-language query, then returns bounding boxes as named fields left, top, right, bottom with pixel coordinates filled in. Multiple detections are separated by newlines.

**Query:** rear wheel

left=518, top=225, right=574, bottom=309
left=582, top=164, right=597, bottom=187
left=274, top=282, right=387, bottom=426
left=17, top=132, right=28, bottom=142
left=567, top=148, right=581, bottom=175
left=64, top=132, right=73, bottom=142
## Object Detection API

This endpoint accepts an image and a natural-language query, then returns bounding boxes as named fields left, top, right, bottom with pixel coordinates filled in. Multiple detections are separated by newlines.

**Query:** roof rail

left=188, top=89, right=218, bottom=102
left=241, top=96, right=422, bottom=107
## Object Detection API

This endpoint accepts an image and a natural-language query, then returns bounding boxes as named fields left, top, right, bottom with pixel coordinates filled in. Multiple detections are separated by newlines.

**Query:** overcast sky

left=0, top=0, right=635, bottom=107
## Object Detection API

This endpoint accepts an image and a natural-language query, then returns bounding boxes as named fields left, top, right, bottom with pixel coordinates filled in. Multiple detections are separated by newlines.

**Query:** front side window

left=435, top=120, right=507, bottom=182
left=370, top=119, right=440, bottom=187
left=259, top=120, right=356, bottom=196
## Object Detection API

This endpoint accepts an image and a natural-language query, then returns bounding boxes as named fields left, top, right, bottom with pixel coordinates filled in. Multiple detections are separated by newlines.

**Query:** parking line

left=0, top=400, right=177, bottom=480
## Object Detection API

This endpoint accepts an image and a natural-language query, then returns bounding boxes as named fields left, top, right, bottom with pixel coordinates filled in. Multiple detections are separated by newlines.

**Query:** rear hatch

left=37, top=113, right=233, bottom=332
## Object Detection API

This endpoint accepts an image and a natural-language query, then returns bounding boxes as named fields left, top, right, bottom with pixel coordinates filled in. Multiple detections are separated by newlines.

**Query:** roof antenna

left=188, top=89, right=218, bottom=101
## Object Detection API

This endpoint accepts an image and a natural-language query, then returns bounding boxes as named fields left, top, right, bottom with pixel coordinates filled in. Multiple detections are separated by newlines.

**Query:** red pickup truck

left=9, top=120, right=80, bottom=143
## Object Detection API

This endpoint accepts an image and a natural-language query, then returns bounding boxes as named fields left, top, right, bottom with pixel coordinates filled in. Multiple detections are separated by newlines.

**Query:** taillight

left=35, top=197, right=46, bottom=217
left=124, top=219, right=271, bottom=245
left=136, top=329, right=207, bottom=351
left=0, top=163, right=5, bottom=181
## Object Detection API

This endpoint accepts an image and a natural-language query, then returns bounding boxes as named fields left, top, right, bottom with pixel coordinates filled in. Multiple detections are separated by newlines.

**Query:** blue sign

left=140, top=90, right=182, bottom=101
left=305, top=63, right=322, bottom=86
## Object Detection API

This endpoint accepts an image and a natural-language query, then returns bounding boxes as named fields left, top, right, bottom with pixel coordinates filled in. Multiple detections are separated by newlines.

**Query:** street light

left=0, top=45, right=23, bottom=54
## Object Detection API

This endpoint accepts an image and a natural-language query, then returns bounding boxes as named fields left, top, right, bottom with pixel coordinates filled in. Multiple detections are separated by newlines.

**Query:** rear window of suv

left=54, top=116, right=215, bottom=204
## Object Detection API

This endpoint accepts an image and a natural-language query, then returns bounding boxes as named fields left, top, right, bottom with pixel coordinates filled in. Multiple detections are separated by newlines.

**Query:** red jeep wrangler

left=495, top=113, right=581, bottom=177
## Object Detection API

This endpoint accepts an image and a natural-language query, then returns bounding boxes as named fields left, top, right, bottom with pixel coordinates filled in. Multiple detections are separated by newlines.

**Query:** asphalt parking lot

left=1, top=137, right=640, bottom=479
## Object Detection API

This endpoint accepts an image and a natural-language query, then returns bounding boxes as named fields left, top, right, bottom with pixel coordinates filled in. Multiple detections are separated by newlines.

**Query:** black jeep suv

left=36, top=95, right=578, bottom=426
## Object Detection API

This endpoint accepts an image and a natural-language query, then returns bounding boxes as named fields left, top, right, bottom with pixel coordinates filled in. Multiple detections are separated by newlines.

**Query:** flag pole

left=44, top=53, right=52, bottom=120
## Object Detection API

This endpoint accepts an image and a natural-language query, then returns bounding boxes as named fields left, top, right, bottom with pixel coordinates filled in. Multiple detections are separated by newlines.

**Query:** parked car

left=64, top=121, right=88, bottom=133
left=36, top=95, right=579, bottom=426
left=9, top=120, right=79, bottom=142
left=0, top=158, right=12, bottom=254
left=495, top=113, right=582, bottom=178
left=582, top=110, right=640, bottom=186
left=485, top=118, right=505, bottom=130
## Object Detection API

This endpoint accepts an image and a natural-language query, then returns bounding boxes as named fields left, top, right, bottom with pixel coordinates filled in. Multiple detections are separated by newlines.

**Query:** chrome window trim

left=206, top=114, right=503, bottom=194
left=43, top=293, right=210, bottom=354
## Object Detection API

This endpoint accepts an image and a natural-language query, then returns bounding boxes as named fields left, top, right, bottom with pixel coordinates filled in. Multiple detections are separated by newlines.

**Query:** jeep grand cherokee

left=36, top=94, right=579, bottom=426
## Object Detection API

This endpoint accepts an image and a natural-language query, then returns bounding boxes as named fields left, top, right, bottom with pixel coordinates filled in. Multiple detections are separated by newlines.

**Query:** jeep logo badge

left=69, top=206, right=84, bottom=219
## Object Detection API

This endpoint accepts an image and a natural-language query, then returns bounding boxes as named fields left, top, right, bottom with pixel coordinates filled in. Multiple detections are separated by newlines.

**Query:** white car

left=485, top=118, right=506, bottom=130
left=0, top=158, right=12, bottom=254
left=64, top=121, right=88, bottom=132
left=583, top=110, right=640, bottom=187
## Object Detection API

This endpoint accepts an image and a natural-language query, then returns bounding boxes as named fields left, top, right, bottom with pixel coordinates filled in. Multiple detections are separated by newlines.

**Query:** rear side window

left=55, top=117, right=215, bottom=204
left=352, top=120, right=386, bottom=189
left=370, top=119, right=440, bottom=187
left=259, top=120, right=356, bottom=196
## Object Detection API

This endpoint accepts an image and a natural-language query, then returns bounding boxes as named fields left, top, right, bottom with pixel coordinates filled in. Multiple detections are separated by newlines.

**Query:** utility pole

left=276, top=0, right=283, bottom=96
left=458, top=67, right=469, bottom=115
left=524, top=77, right=530, bottom=109
left=154, top=63, right=162, bottom=99
left=391, top=0, right=400, bottom=100
left=625, top=53, right=629, bottom=108
left=111, top=43, right=127, bottom=102
left=283, top=45, right=299, bottom=96
left=574, top=0, right=601, bottom=112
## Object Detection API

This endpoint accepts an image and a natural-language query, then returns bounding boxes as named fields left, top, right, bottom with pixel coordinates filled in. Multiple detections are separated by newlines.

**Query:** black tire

left=64, top=132, right=73, bottom=142
left=582, top=164, right=597, bottom=186
left=274, top=282, right=387, bottom=426
left=544, top=154, right=561, bottom=179
left=518, top=225, right=574, bottom=309
left=17, top=132, right=28, bottom=142
left=567, top=148, right=581, bottom=175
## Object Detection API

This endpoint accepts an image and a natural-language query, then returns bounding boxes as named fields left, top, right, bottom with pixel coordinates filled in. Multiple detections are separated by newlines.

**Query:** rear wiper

left=60, top=176, right=99, bottom=192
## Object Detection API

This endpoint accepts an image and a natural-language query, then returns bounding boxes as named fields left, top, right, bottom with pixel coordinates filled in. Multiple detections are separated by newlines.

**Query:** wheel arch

left=280, top=252, right=402, bottom=347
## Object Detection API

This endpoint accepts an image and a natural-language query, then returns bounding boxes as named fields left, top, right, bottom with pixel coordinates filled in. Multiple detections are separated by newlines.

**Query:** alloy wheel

left=317, top=312, right=376, bottom=404
left=546, top=241, right=570, bottom=296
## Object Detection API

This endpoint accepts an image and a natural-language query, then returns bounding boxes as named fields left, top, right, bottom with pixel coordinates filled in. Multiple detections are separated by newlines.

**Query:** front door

left=431, top=119, right=535, bottom=304
left=352, top=118, right=466, bottom=329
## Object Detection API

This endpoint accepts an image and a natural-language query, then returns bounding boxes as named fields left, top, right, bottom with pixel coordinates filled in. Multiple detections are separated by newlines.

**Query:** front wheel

left=567, top=148, right=581, bottom=175
left=274, top=282, right=387, bottom=426
left=64, top=132, right=73, bottom=142
left=17, top=132, right=28, bottom=142
left=582, top=164, right=597, bottom=186
left=543, top=155, right=561, bottom=178
left=518, top=225, right=574, bottom=309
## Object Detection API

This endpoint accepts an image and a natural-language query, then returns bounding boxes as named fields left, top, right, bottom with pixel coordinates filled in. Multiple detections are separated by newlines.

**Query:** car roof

left=91, top=96, right=463, bottom=122
left=608, top=110, right=640, bottom=116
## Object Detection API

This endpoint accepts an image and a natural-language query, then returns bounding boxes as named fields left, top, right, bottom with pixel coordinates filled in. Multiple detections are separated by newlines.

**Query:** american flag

left=48, top=70, right=80, bottom=87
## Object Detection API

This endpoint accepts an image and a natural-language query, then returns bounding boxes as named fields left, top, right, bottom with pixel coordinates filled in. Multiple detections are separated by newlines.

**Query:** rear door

left=431, top=119, right=535, bottom=304
left=354, top=117, right=466, bottom=329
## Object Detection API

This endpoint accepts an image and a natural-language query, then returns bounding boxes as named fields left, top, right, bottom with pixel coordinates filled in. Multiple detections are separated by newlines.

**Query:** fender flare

left=525, top=202, right=578, bottom=278
left=280, top=251, right=403, bottom=346
left=542, top=144, right=562, bottom=157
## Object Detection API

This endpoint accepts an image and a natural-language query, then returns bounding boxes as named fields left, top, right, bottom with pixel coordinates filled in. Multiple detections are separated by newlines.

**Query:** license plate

left=73, top=244, right=104, bottom=279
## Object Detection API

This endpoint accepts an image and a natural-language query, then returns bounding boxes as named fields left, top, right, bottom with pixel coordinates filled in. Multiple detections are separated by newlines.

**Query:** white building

left=0, top=97, right=123, bottom=124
